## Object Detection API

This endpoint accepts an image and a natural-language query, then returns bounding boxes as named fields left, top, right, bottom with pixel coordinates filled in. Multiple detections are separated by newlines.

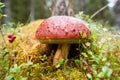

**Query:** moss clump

left=0, top=17, right=120, bottom=79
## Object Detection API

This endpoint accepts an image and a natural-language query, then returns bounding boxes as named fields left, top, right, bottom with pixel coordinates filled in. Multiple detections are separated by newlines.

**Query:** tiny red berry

left=9, top=38, right=14, bottom=43
left=8, top=35, right=16, bottom=43
left=12, top=36, right=16, bottom=39
left=8, top=34, right=13, bottom=38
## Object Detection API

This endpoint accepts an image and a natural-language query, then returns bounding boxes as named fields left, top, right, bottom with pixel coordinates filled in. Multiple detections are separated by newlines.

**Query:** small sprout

left=98, top=66, right=113, bottom=78
left=74, top=59, right=81, bottom=64
left=87, top=73, right=92, bottom=79
left=103, top=28, right=108, bottom=32
left=40, top=55, right=47, bottom=61
left=81, top=52, right=88, bottom=57
left=56, top=59, right=64, bottom=68
left=85, top=42, right=91, bottom=47
left=79, top=31, right=83, bottom=36
left=102, top=57, right=107, bottom=62
left=82, top=33, right=87, bottom=38
left=105, top=62, right=111, bottom=67
left=79, top=31, right=87, bottom=38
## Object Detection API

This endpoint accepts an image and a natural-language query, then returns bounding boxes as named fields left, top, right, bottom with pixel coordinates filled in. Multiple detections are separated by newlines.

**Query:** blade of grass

left=0, top=28, right=7, bottom=47
left=90, top=4, right=108, bottom=20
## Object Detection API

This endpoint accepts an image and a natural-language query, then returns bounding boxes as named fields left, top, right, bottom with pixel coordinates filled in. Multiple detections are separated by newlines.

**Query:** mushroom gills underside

left=39, top=38, right=86, bottom=44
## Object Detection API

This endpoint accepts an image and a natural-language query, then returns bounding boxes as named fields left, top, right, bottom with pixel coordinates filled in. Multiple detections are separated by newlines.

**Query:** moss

left=0, top=18, right=120, bottom=79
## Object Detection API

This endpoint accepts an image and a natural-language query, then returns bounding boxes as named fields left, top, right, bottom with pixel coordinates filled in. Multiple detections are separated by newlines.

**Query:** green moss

left=0, top=15, right=120, bottom=79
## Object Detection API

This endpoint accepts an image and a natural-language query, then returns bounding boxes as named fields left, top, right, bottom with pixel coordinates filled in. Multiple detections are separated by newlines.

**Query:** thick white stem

left=53, top=44, right=70, bottom=68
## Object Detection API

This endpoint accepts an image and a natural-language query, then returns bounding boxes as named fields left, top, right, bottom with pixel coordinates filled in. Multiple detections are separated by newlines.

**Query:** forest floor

left=0, top=17, right=120, bottom=80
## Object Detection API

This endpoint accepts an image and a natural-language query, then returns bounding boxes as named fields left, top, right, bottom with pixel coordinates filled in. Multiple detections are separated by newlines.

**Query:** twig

left=90, top=4, right=108, bottom=20
left=0, top=28, right=7, bottom=47
left=83, top=59, right=94, bottom=75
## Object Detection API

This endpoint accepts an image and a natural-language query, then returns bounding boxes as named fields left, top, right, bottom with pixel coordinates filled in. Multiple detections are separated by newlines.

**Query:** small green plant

left=56, top=58, right=65, bottom=68
left=0, top=48, right=9, bottom=75
left=5, top=62, right=33, bottom=80
left=74, top=12, right=120, bottom=79
left=0, top=2, right=6, bottom=20
left=39, top=54, right=47, bottom=61
left=97, top=66, right=113, bottom=78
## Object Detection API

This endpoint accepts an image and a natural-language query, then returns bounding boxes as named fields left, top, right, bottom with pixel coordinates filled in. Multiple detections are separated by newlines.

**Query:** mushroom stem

left=53, top=44, right=70, bottom=67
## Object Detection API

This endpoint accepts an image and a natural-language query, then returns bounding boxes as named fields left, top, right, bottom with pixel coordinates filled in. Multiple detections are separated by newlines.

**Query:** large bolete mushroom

left=35, top=16, right=91, bottom=68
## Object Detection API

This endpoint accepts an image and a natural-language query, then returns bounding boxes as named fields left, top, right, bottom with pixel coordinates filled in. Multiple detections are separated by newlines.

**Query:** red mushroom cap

left=35, top=16, right=91, bottom=44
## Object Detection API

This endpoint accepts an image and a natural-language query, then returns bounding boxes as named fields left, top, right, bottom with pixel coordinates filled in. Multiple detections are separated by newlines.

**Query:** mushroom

left=35, top=16, right=91, bottom=68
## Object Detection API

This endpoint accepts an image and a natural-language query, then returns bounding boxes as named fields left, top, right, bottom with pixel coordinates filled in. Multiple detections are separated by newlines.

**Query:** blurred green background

left=0, top=0, right=114, bottom=25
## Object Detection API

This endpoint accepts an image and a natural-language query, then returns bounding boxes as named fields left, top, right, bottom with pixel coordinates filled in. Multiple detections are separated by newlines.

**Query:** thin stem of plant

left=90, top=4, right=109, bottom=20
left=0, top=28, right=7, bottom=47
left=82, top=59, right=94, bottom=75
